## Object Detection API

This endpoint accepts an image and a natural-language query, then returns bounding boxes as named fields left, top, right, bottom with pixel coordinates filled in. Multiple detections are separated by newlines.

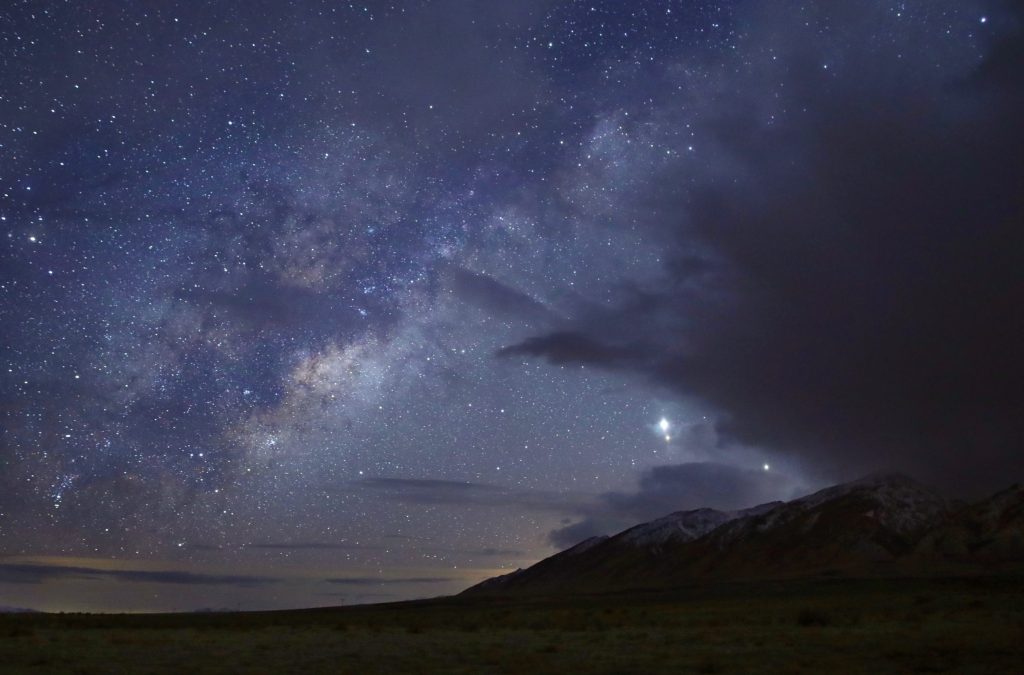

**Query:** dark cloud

left=0, top=563, right=280, bottom=587
left=358, top=477, right=502, bottom=493
left=382, top=534, right=434, bottom=542
left=498, top=332, right=639, bottom=365
left=183, top=544, right=222, bottom=552
left=423, top=546, right=526, bottom=558
left=471, top=548, right=525, bottom=557
left=549, top=462, right=797, bottom=548
left=503, top=6, right=1024, bottom=493
left=602, top=463, right=796, bottom=516
left=176, top=278, right=365, bottom=336
left=246, top=533, right=524, bottom=558
left=173, top=180, right=401, bottom=343
left=245, top=542, right=380, bottom=551
left=444, top=266, right=558, bottom=325
left=324, top=576, right=452, bottom=586
left=318, top=592, right=393, bottom=602
left=354, top=477, right=591, bottom=513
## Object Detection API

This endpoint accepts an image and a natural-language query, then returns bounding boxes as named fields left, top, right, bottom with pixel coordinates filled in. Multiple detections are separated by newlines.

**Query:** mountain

left=684, top=473, right=954, bottom=577
left=615, top=503, right=782, bottom=549
left=915, top=483, right=1024, bottom=563
left=469, top=503, right=780, bottom=595
left=463, top=473, right=1023, bottom=596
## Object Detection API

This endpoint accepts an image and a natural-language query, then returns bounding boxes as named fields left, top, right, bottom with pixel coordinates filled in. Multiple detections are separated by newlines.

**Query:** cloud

left=324, top=576, right=452, bottom=586
left=497, top=332, right=639, bottom=365
left=0, top=563, right=280, bottom=587
left=548, top=462, right=799, bottom=548
left=500, top=3, right=1024, bottom=492
left=444, top=266, right=558, bottom=326
left=353, top=477, right=592, bottom=513
left=245, top=533, right=523, bottom=558
left=357, top=477, right=500, bottom=493
left=470, top=548, right=525, bottom=557
left=176, top=276, right=369, bottom=336
left=244, top=542, right=381, bottom=551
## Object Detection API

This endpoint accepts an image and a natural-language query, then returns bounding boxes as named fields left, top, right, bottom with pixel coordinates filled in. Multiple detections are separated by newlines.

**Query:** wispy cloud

left=244, top=542, right=381, bottom=551
left=324, top=576, right=453, bottom=586
left=354, top=476, right=594, bottom=514
left=243, top=537, right=522, bottom=559
left=0, top=563, right=280, bottom=587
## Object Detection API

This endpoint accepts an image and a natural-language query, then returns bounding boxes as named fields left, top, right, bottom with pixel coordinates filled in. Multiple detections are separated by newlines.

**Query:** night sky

left=2, top=0, right=1022, bottom=612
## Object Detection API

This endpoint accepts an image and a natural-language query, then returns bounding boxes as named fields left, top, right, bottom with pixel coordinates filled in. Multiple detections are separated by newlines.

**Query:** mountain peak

left=770, top=471, right=950, bottom=538
left=463, top=473, right=1018, bottom=597
left=851, top=471, right=925, bottom=488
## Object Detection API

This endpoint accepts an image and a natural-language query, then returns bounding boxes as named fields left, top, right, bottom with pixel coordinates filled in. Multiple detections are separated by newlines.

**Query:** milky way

left=2, top=1, right=1020, bottom=611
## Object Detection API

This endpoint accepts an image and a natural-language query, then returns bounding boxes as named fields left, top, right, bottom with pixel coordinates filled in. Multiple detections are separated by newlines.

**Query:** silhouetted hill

left=464, top=474, right=1024, bottom=596
left=916, top=483, right=1024, bottom=562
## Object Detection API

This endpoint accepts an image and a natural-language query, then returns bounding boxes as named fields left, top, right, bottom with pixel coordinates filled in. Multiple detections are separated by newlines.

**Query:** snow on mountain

left=709, top=472, right=951, bottom=548
left=563, top=535, right=609, bottom=555
left=615, top=503, right=782, bottom=549
left=789, top=472, right=951, bottom=534
left=462, top=473, right=1013, bottom=597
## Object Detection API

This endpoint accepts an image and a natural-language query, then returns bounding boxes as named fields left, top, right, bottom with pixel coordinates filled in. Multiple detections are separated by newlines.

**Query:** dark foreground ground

left=2, top=575, right=1023, bottom=674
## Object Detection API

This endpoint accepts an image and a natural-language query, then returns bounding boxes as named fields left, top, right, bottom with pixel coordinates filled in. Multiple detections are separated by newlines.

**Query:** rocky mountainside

left=464, top=474, right=1023, bottom=596
left=470, top=503, right=780, bottom=594
left=915, top=483, right=1024, bottom=561
left=615, top=503, right=782, bottom=549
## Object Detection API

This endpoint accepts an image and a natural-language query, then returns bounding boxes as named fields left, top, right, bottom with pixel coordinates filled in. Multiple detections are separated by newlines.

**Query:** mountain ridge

left=464, top=473, right=1024, bottom=596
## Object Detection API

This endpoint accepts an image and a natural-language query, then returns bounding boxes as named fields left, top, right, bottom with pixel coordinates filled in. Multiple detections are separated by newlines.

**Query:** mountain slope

left=915, top=483, right=1024, bottom=562
left=674, top=473, right=953, bottom=579
left=464, top=473, right=983, bottom=596
left=472, top=503, right=779, bottom=595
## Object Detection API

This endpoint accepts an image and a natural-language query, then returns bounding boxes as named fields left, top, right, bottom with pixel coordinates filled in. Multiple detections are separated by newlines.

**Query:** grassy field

left=2, top=575, right=1023, bottom=674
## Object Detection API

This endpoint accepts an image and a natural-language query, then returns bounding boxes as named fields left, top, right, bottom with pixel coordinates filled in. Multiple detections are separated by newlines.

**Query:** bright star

left=658, top=418, right=669, bottom=433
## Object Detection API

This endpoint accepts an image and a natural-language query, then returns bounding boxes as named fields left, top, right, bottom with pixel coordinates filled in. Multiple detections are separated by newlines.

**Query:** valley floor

left=2, top=575, right=1023, bottom=674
